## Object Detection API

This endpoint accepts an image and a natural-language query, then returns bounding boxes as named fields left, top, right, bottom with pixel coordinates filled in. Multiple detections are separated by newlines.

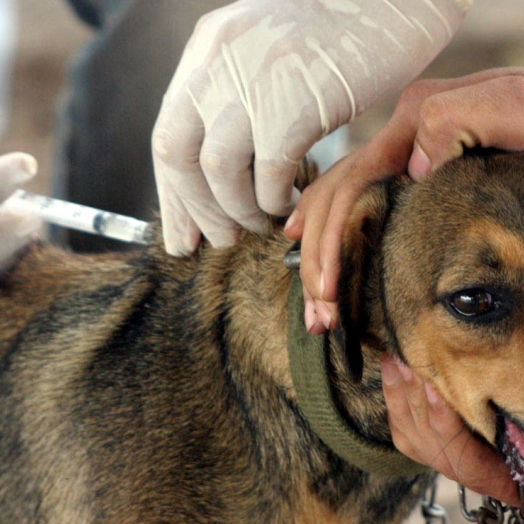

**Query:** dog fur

left=1, top=151, right=523, bottom=523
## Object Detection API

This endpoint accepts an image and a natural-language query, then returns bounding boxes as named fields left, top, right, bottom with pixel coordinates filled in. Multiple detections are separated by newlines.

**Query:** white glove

left=153, top=0, right=472, bottom=256
left=0, top=152, right=41, bottom=270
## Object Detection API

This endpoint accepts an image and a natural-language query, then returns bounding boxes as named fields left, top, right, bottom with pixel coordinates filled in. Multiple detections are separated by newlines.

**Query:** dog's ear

left=336, top=179, right=395, bottom=383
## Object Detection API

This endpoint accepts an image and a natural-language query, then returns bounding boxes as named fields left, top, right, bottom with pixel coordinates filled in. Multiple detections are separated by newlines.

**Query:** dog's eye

left=442, top=287, right=511, bottom=325
left=451, top=289, right=493, bottom=317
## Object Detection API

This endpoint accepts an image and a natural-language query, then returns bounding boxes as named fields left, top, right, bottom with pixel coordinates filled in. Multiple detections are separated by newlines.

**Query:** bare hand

left=381, top=354, right=520, bottom=507
left=284, top=67, right=524, bottom=333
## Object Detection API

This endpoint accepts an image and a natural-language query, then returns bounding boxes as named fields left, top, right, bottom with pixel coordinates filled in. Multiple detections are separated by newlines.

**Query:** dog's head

left=337, top=149, right=524, bottom=482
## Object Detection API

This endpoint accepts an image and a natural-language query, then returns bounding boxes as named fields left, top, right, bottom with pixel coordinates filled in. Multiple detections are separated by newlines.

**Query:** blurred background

left=0, top=0, right=523, bottom=521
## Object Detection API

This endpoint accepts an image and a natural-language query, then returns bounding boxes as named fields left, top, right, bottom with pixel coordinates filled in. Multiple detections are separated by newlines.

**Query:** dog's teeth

left=511, top=471, right=524, bottom=484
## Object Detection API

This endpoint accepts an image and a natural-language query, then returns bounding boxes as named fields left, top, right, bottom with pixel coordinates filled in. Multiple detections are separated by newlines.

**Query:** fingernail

left=284, top=210, right=299, bottom=232
left=396, top=359, right=414, bottom=382
left=408, top=142, right=432, bottom=181
left=314, top=299, right=331, bottom=330
left=381, top=357, right=400, bottom=386
left=305, top=300, right=317, bottom=332
left=424, top=382, right=442, bottom=406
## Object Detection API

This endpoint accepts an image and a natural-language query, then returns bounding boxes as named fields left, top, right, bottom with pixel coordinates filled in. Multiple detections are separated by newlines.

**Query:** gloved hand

left=0, top=152, right=41, bottom=270
left=153, top=0, right=472, bottom=256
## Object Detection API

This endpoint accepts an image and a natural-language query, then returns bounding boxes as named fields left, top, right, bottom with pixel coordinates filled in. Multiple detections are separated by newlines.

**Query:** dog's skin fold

left=1, top=151, right=524, bottom=523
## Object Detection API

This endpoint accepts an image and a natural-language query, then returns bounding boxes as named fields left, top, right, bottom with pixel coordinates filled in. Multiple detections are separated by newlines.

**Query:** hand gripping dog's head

left=338, top=149, right=524, bottom=484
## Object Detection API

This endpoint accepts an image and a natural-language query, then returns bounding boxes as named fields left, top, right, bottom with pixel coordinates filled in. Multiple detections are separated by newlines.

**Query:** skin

left=284, top=66, right=524, bottom=506
left=380, top=355, right=520, bottom=507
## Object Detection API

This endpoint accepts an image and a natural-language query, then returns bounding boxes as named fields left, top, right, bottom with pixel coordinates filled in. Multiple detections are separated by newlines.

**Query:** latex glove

left=0, top=152, right=41, bottom=270
left=153, top=0, right=472, bottom=256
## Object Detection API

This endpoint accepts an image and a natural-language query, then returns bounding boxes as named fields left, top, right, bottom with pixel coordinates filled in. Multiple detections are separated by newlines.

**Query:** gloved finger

left=157, top=156, right=241, bottom=255
left=0, top=152, right=38, bottom=202
left=193, top=33, right=306, bottom=221
left=183, top=191, right=240, bottom=250
left=252, top=71, right=326, bottom=217
left=0, top=152, right=41, bottom=271
left=254, top=155, right=302, bottom=217
left=153, top=90, right=239, bottom=254
left=200, top=105, right=267, bottom=233
left=156, top=187, right=201, bottom=257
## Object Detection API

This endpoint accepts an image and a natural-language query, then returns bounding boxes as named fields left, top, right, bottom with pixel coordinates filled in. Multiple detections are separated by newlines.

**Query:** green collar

left=287, top=272, right=428, bottom=477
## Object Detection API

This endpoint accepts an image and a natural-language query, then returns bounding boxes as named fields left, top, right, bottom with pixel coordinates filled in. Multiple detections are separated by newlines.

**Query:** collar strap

left=287, top=272, right=428, bottom=477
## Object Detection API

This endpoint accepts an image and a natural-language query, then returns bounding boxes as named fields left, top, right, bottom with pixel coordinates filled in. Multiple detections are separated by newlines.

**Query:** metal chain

left=458, top=484, right=524, bottom=524
left=421, top=479, right=447, bottom=524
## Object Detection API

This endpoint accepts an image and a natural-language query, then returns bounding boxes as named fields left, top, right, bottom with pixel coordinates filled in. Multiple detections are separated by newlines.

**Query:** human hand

left=380, top=354, right=520, bottom=507
left=0, top=152, right=40, bottom=270
left=285, top=67, right=524, bottom=333
left=153, top=0, right=469, bottom=256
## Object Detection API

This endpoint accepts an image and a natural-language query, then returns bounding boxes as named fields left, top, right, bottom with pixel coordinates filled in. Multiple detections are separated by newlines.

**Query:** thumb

left=0, top=152, right=38, bottom=202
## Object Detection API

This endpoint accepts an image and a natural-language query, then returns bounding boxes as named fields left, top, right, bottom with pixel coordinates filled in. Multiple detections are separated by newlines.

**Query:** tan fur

left=381, top=151, right=524, bottom=459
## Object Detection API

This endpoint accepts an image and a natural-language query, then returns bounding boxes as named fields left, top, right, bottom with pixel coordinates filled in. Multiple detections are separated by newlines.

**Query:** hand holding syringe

left=0, top=152, right=152, bottom=244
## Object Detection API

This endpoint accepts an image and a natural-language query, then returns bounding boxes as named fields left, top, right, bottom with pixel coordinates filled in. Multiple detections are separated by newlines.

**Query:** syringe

left=1, top=189, right=154, bottom=245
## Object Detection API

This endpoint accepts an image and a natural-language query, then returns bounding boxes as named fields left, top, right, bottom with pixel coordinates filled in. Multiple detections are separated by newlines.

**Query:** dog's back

left=0, top=206, right=431, bottom=522
left=6, top=150, right=524, bottom=523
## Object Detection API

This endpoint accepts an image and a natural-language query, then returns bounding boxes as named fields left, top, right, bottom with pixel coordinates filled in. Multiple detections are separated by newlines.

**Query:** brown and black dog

left=1, top=150, right=523, bottom=523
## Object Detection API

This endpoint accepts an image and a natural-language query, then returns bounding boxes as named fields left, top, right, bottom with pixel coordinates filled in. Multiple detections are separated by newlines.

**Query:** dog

left=0, top=150, right=523, bottom=523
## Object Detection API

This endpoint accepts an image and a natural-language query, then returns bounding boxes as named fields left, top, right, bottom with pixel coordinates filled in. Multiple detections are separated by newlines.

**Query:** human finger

left=153, top=91, right=239, bottom=254
left=290, top=166, right=343, bottom=333
left=0, top=152, right=38, bottom=201
left=408, top=68, right=524, bottom=179
left=381, top=355, right=520, bottom=507
left=287, top=69, right=524, bottom=331
left=0, top=152, right=41, bottom=270
left=200, top=106, right=268, bottom=233
left=289, top=119, right=417, bottom=316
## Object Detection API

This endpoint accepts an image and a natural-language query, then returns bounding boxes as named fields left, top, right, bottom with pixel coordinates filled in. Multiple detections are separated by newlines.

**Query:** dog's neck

left=288, top=274, right=423, bottom=475
left=286, top=271, right=426, bottom=476
left=153, top=225, right=424, bottom=477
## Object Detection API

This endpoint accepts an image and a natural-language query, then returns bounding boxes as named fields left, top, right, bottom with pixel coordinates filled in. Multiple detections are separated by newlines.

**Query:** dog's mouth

left=495, top=406, right=524, bottom=485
